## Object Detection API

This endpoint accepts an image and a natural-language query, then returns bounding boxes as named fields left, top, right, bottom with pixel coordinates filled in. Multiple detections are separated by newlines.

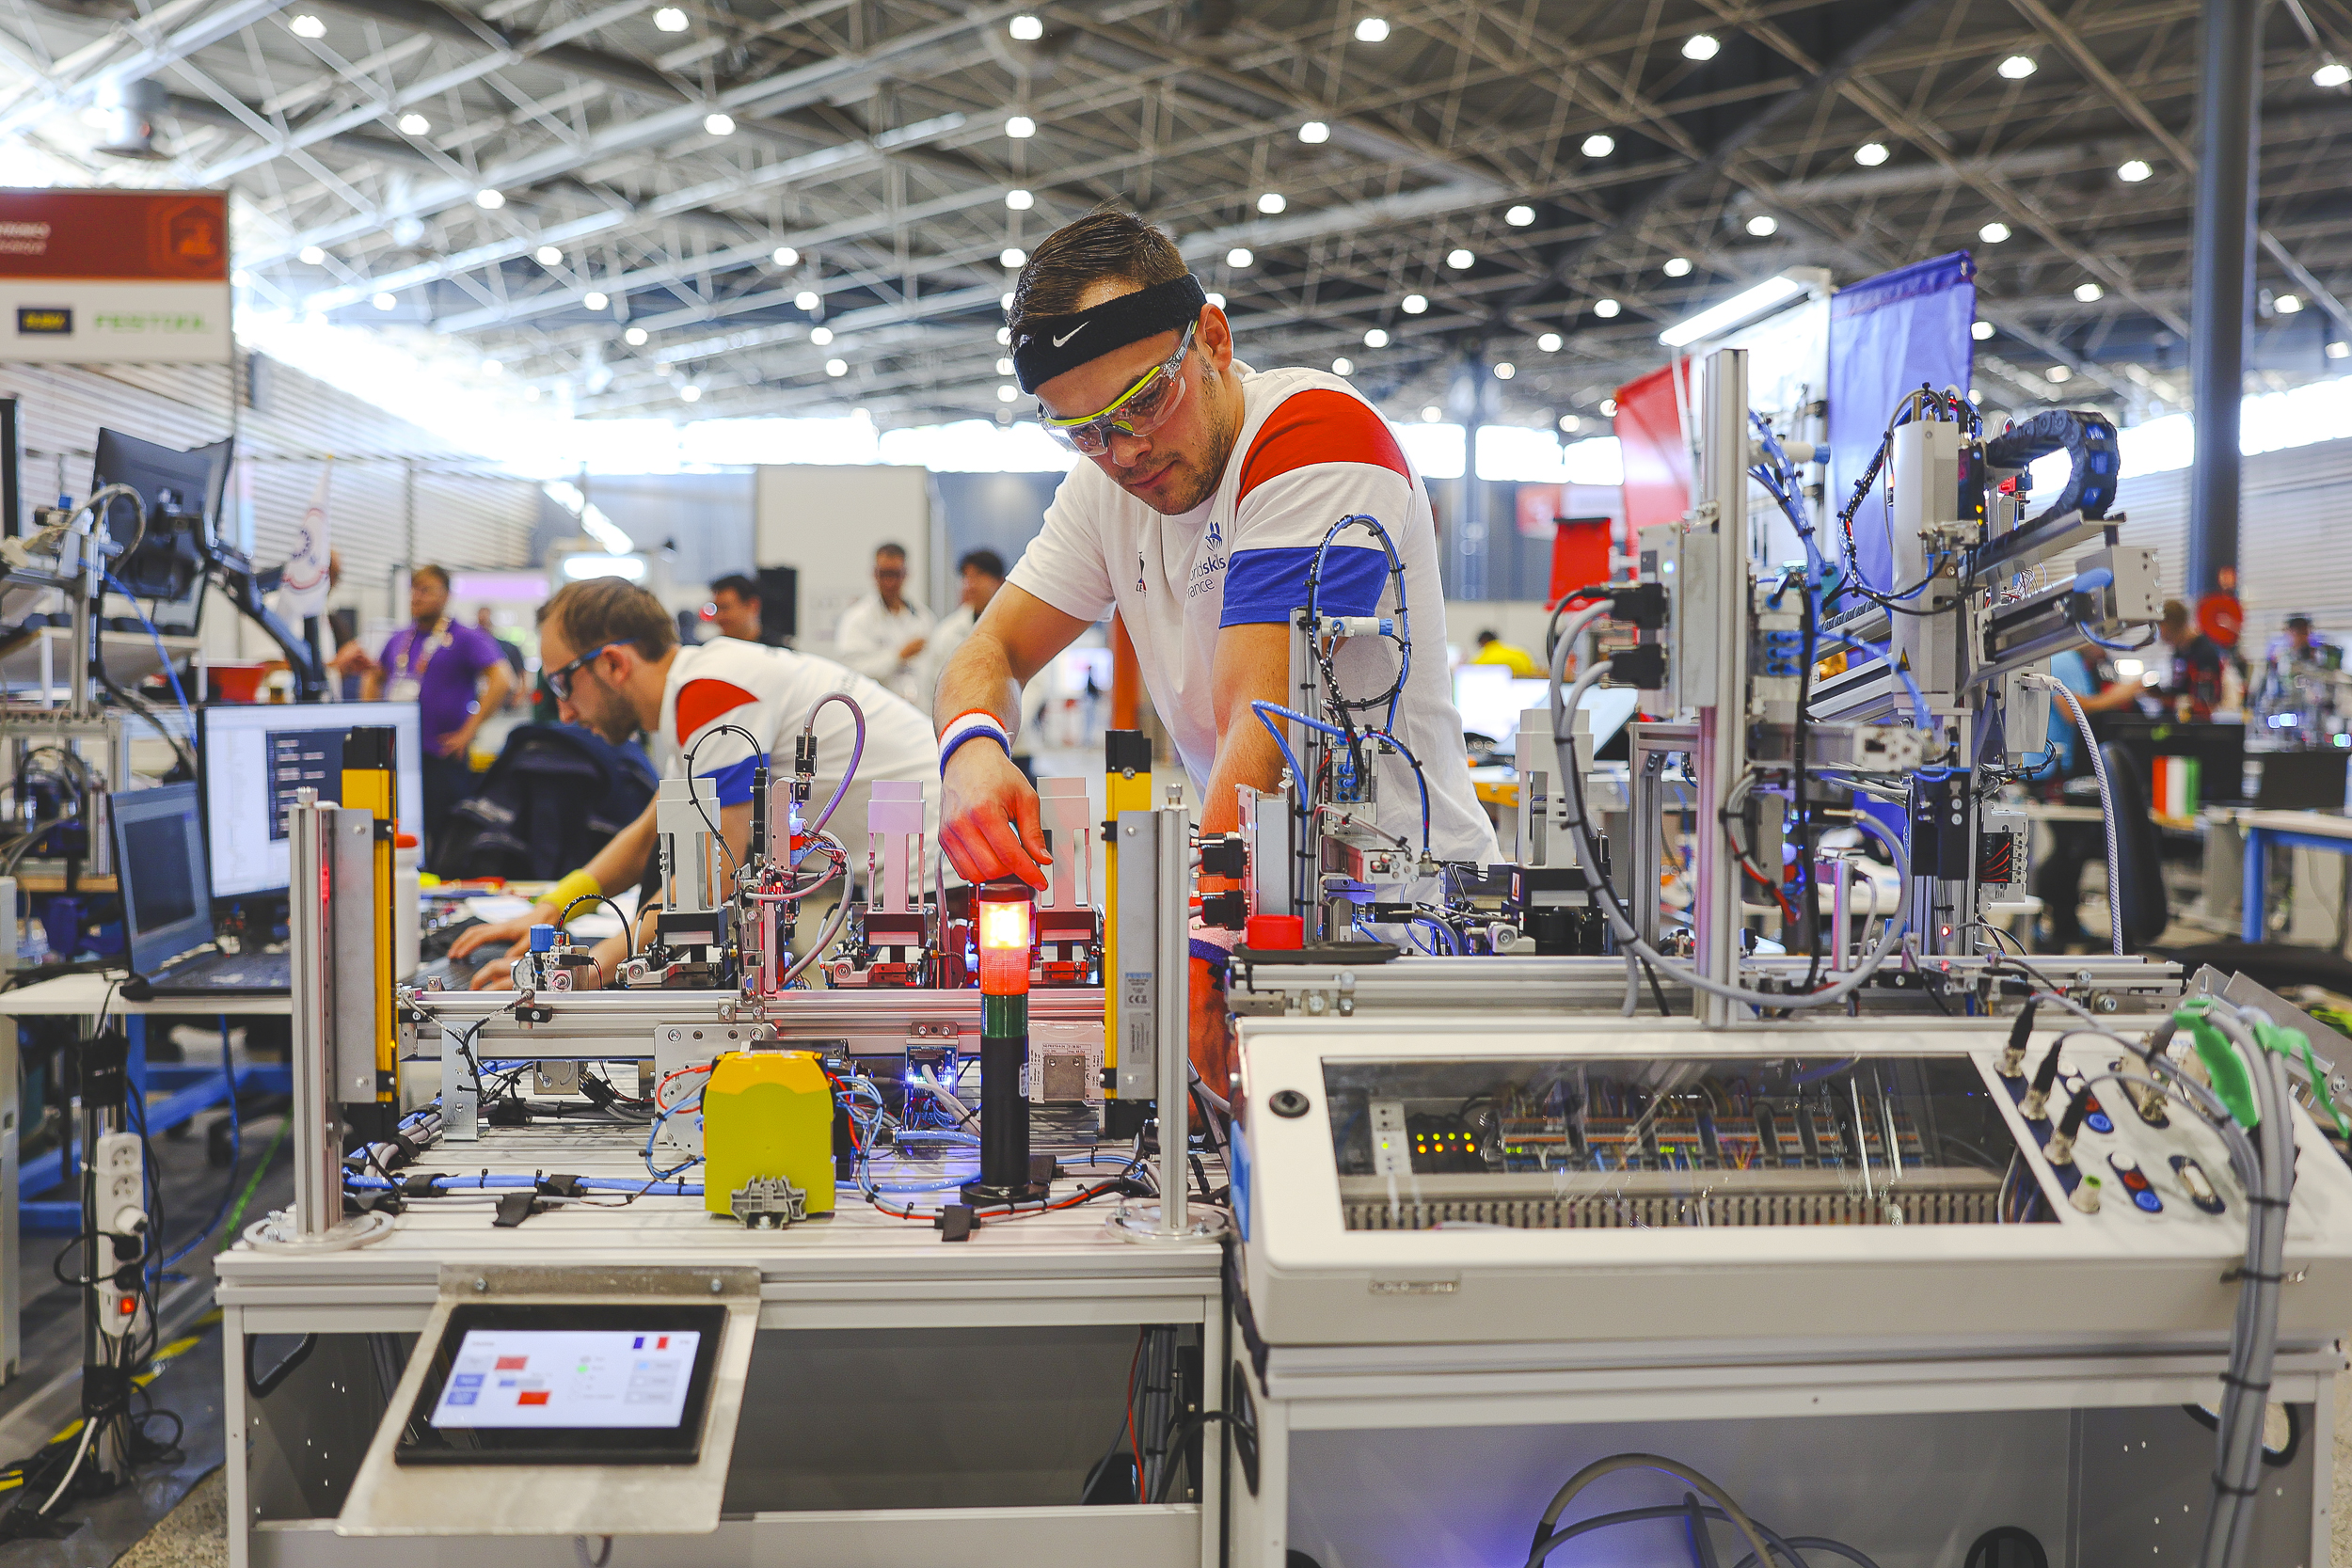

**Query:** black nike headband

left=1010, top=273, right=1209, bottom=394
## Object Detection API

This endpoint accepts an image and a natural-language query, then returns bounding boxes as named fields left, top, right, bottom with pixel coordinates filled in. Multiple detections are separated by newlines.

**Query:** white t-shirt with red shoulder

left=656, top=638, right=938, bottom=852
left=1006, top=361, right=1498, bottom=866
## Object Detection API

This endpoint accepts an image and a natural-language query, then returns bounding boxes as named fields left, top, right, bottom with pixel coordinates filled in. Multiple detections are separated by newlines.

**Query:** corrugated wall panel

left=2116, top=436, right=2352, bottom=644
left=0, top=352, right=539, bottom=652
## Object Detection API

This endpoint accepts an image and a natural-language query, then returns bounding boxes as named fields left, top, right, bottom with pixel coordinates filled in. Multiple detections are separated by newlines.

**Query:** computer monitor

left=90, top=428, right=230, bottom=607
left=198, top=701, right=424, bottom=901
left=110, top=783, right=214, bottom=974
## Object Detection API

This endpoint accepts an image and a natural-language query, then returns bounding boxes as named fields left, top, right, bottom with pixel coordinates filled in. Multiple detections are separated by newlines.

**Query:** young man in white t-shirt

left=932, top=209, right=1496, bottom=1084
left=453, top=577, right=937, bottom=987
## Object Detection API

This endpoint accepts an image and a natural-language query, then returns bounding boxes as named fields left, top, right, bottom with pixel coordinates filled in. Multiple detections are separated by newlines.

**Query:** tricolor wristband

left=939, top=709, right=1011, bottom=769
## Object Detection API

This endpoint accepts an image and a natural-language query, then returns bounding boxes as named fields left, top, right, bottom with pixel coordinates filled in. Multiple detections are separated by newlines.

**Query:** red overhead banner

left=1613, top=362, right=1691, bottom=536
left=0, top=189, right=229, bottom=281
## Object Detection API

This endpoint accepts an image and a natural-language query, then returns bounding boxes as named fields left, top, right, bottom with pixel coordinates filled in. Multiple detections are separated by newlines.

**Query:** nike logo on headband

left=1009, top=272, right=1208, bottom=393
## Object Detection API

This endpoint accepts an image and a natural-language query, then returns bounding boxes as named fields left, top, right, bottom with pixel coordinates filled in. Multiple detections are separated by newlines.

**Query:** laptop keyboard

left=151, top=947, right=292, bottom=991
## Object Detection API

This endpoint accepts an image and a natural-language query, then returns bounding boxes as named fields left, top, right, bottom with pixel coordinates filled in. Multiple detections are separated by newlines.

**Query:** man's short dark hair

left=2161, top=598, right=2191, bottom=631
left=1009, top=207, right=1187, bottom=344
left=1476, top=629, right=1499, bottom=645
left=544, top=578, right=677, bottom=661
left=958, top=548, right=1008, bottom=580
left=2288, top=613, right=2314, bottom=630
left=709, top=573, right=759, bottom=601
left=413, top=563, right=451, bottom=591
left=874, top=543, right=907, bottom=562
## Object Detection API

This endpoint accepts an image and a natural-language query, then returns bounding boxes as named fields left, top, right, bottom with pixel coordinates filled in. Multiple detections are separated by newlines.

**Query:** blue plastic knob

left=529, top=923, right=555, bottom=953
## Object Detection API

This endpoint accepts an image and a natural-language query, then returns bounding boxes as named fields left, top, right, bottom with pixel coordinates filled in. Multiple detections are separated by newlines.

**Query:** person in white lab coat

left=920, top=547, right=1005, bottom=702
left=833, top=542, right=933, bottom=703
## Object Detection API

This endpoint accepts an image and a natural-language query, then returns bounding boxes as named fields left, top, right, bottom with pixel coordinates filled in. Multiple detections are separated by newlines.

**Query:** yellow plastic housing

left=700, top=1051, right=835, bottom=1216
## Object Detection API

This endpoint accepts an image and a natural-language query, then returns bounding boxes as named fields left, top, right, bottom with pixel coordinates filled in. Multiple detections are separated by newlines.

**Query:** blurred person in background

left=834, top=543, right=933, bottom=702
left=355, top=565, right=512, bottom=860
left=709, top=573, right=765, bottom=643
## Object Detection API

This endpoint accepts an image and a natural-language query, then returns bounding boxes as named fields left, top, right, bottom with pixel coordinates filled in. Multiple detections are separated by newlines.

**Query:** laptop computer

left=110, top=783, right=290, bottom=997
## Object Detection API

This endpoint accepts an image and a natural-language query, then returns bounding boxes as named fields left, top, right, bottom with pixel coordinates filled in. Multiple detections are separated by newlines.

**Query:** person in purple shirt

left=360, top=564, right=512, bottom=861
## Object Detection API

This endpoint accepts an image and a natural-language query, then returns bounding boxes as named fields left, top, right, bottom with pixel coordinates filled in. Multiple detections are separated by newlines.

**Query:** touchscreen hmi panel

left=395, top=1303, right=724, bottom=1465
left=431, top=1329, right=700, bottom=1430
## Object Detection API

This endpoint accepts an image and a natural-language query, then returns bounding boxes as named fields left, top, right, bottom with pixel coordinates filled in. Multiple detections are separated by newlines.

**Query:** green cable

left=215, top=1116, right=293, bottom=1251
left=2175, top=1000, right=2260, bottom=1128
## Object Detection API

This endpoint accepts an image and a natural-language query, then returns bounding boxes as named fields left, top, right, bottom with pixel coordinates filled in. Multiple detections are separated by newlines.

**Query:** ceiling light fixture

left=1593, top=298, right=1621, bottom=318
left=1658, top=273, right=1807, bottom=347
left=1421, top=406, right=1441, bottom=422
left=1007, top=115, right=1036, bottom=137
left=1744, top=214, right=1776, bottom=236
left=1682, top=33, right=1719, bottom=59
left=2277, top=293, right=2305, bottom=313
left=1001, top=247, right=1027, bottom=268
left=1009, top=13, right=1042, bottom=40
left=1493, top=361, right=1515, bottom=379
left=585, top=291, right=609, bottom=309
left=998, top=385, right=1018, bottom=402
left=1662, top=256, right=1692, bottom=277
left=2074, top=281, right=2104, bottom=302
left=826, top=357, right=848, bottom=376
left=624, top=325, right=648, bottom=345
left=289, top=12, right=325, bottom=37
left=1559, top=414, right=1581, bottom=433
left=1446, top=247, right=1474, bottom=268
left=704, top=112, right=735, bottom=135
left=2046, top=365, right=2072, bottom=382
left=679, top=385, right=701, bottom=403
left=1204, top=291, right=1226, bottom=308
left=1299, top=120, right=1329, bottom=143
left=1599, top=397, right=1618, bottom=416
left=1505, top=204, right=1535, bottom=226
left=1538, top=332, right=1562, bottom=352
left=2316, top=58, right=2351, bottom=87
left=1997, top=54, right=2036, bottom=78
left=772, top=245, right=798, bottom=266
left=474, top=188, right=505, bottom=209
left=535, top=245, right=562, bottom=265
left=1007, top=188, right=1034, bottom=210
left=1354, top=16, right=1389, bottom=41
left=653, top=6, right=687, bottom=29
left=1227, top=246, right=1254, bottom=267
left=1971, top=319, right=1994, bottom=341
left=1332, top=356, right=1354, bottom=375
left=1979, top=221, right=2010, bottom=243
left=810, top=325, right=834, bottom=345
left=372, top=292, right=396, bottom=310
left=1581, top=133, right=1614, bottom=157
left=996, top=356, right=1014, bottom=375
left=2118, top=158, right=2152, bottom=182
left=795, top=290, right=819, bottom=310
left=298, top=245, right=326, bottom=265
left=1401, top=293, right=1428, bottom=314
left=1258, top=192, right=1286, bottom=214
left=397, top=112, right=429, bottom=135
left=1364, top=327, right=1390, bottom=348
left=1854, top=141, right=1889, bottom=166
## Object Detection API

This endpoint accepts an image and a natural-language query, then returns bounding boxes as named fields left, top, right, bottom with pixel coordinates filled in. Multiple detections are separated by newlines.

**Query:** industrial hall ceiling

left=1, top=0, right=2348, bottom=431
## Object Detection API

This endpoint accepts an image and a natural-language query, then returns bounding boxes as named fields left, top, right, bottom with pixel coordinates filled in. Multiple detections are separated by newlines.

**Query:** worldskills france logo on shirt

left=1188, top=512, right=1228, bottom=600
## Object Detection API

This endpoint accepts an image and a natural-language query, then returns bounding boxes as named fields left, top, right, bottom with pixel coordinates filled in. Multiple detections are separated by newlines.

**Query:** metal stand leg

left=2242, top=827, right=2267, bottom=943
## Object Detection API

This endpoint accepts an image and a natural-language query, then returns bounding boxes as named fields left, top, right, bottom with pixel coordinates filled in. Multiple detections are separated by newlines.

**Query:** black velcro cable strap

left=1983, top=408, right=2120, bottom=529
left=1011, top=273, right=1208, bottom=393
left=493, top=1190, right=546, bottom=1227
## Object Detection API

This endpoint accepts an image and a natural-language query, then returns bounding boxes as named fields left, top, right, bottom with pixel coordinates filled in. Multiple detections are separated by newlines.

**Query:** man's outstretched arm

left=934, top=582, right=1091, bottom=888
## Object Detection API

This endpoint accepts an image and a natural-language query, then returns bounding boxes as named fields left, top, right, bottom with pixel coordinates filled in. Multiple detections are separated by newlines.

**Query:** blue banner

left=1827, top=251, right=1976, bottom=594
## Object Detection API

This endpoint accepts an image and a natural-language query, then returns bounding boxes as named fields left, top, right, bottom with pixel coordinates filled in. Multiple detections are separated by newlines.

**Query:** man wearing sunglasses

left=932, top=208, right=1497, bottom=1084
left=450, top=577, right=938, bottom=987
